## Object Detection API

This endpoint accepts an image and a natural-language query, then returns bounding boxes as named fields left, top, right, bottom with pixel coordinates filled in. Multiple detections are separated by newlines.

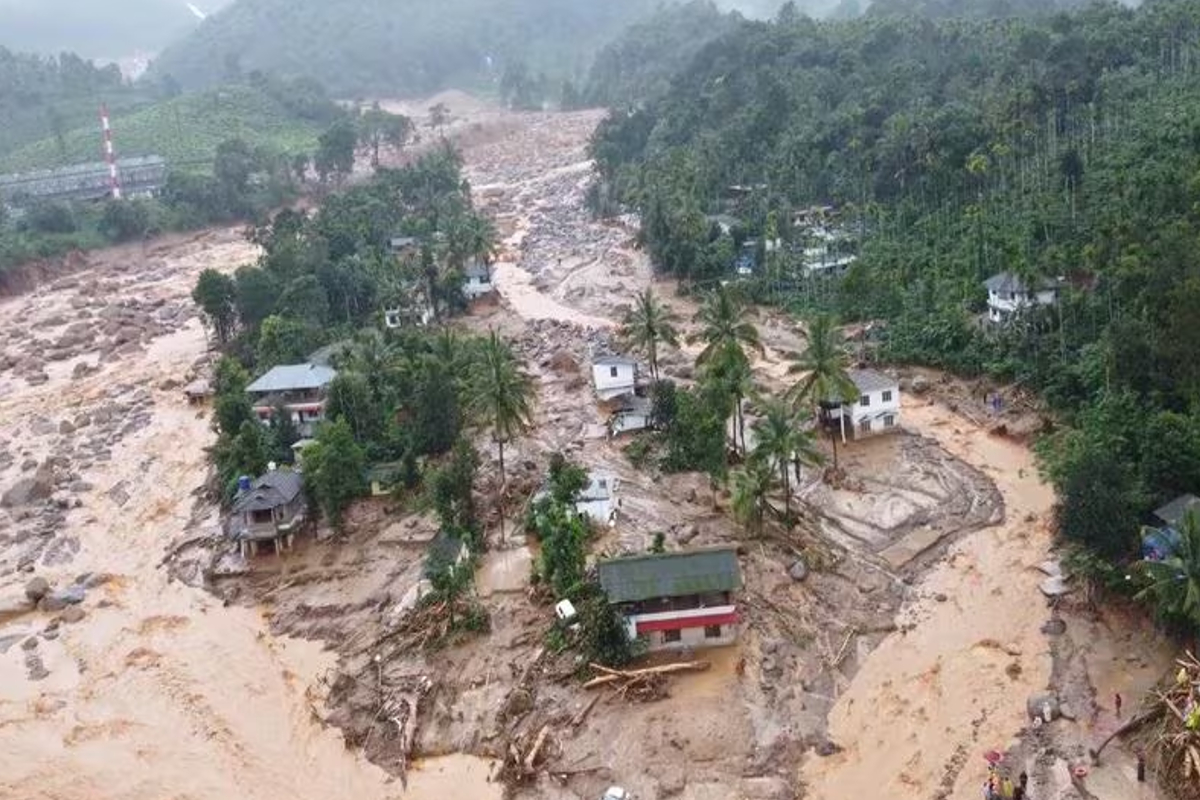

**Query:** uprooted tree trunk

left=583, top=660, right=710, bottom=702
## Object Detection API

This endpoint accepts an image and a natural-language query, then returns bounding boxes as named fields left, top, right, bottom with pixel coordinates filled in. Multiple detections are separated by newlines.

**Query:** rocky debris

left=38, top=584, right=85, bottom=612
left=59, top=606, right=86, bottom=624
left=675, top=523, right=700, bottom=544
left=1040, top=618, right=1067, bottom=636
left=1039, top=576, right=1072, bottom=598
left=25, top=652, right=49, bottom=681
left=24, top=576, right=50, bottom=602
left=21, top=636, right=38, bottom=651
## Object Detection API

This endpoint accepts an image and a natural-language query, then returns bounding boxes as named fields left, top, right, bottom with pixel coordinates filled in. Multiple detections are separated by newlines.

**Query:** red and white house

left=245, top=363, right=337, bottom=438
left=597, top=546, right=742, bottom=653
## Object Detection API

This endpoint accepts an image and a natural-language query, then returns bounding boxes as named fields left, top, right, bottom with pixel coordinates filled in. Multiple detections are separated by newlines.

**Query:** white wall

left=641, top=623, right=738, bottom=653
left=847, top=384, right=901, bottom=436
left=592, top=362, right=636, bottom=396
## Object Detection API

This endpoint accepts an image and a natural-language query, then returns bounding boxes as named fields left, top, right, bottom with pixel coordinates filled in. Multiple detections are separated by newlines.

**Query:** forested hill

left=146, top=0, right=662, bottom=96
left=583, top=1, right=746, bottom=108
left=591, top=0, right=1200, bottom=570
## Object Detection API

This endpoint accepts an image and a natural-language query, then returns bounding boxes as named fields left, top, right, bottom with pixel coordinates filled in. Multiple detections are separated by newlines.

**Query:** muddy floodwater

left=0, top=94, right=1171, bottom=800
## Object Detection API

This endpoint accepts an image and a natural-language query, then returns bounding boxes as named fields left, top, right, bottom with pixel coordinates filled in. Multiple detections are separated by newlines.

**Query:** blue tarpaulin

left=1142, top=526, right=1182, bottom=561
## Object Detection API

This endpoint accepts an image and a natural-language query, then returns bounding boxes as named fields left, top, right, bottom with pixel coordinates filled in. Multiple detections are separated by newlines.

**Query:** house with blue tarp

left=1140, top=494, right=1200, bottom=560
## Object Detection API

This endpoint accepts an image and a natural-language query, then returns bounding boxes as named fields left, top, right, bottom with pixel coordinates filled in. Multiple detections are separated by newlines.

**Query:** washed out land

left=0, top=94, right=1172, bottom=800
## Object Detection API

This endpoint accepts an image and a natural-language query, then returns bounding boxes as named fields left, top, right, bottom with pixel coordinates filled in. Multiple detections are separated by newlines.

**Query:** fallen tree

left=583, top=660, right=710, bottom=701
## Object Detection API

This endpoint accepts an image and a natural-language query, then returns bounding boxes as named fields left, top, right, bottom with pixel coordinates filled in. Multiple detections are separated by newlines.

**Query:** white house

left=984, top=272, right=1060, bottom=323
left=462, top=258, right=495, bottom=300
left=826, top=368, right=901, bottom=441
left=592, top=355, right=639, bottom=401
left=576, top=473, right=620, bottom=526
left=609, top=395, right=652, bottom=437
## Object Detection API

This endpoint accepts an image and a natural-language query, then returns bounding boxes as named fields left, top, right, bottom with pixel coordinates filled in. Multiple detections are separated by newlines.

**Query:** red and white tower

left=100, top=104, right=121, bottom=200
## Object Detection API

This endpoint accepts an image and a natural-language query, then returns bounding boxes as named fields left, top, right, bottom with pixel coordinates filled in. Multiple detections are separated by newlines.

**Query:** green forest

left=589, top=0, right=1200, bottom=617
left=147, top=0, right=665, bottom=96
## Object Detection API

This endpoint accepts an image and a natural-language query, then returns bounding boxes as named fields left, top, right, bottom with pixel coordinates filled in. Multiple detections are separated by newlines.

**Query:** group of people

left=983, top=766, right=1028, bottom=800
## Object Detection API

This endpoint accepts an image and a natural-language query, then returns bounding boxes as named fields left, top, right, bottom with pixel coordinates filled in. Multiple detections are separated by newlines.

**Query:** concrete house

left=984, top=272, right=1060, bottom=324
left=609, top=395, right=653, bottom=437
left=462, top=258, right=495, bottom=300
left=598, top=546, right=742, bottom=653
left=592, top=355, right=639, bottom=401
left=229, top=469, right=306, bottom=557
left=246, top=363, right=337, bottom=437
left=826, top=368, right=901, bottom=441
left=576, top=473, right=620, bottom=526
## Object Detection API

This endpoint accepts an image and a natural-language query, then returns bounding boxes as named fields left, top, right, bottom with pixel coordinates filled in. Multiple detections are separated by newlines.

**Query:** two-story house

left=826, top=368, right=901, bottom=441
left=598, top=546, right=742, bottom=653
left=984, top=272, right=1060, bottom=324
left=246, top=363, right=337, bottom=437
left=462, top=258, right=496, bottom=300
left=228, top=468, right=306, bottom=557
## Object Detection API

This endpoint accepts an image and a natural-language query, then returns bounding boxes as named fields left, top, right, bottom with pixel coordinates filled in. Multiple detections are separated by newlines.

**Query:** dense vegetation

left=589, top=0, right=1200, bottom=621
left=148, top=0, right=663, bottom=97
left=0, top=75, right=340, bottom=172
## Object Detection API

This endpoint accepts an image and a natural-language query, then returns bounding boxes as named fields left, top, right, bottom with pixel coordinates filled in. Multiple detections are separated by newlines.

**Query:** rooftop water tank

left=237, top=475, right=251, bottom=492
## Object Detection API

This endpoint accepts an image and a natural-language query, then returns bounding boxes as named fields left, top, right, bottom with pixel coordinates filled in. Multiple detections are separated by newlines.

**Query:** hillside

left=0, top=0, right=233, bottom=60
left=146, top=0, right=662, bottom=96
left=0, top=82, right=330, bottom=173
left=591, top=0, right=1200, bottom=570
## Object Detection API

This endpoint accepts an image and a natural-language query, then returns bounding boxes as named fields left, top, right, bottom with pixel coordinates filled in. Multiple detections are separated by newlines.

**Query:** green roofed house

left=597, top=545, right=742, bottom=653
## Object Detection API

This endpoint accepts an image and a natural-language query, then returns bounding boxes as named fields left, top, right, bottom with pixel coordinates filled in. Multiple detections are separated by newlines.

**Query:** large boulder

left=1027, top=692, right=1060, bottom=722
left=2, top=466, right=55, bottom=508
left=23, top=577, right=50, bottom=602
left=788, top=559, right=810, bottom=582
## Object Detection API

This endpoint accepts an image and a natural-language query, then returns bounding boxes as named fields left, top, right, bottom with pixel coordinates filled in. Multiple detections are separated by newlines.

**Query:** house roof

left=1154, top=494, right=1200, bottom=529
left=366, top=461, right=404, bottom=483
left=598, top=546, right=742, bottom=604
left=231, top=470, right=305, bottom=514
left=389, top=235, right=418, bottom=250
left=593, top=355, right=637, bottom=367
left=848, top=368, right=896, bottom=395
left=246, top=363, right=337, bottom=394
left=984, top=272, right=1059, bottom=294
left=464, top=259, right=490, bottom=279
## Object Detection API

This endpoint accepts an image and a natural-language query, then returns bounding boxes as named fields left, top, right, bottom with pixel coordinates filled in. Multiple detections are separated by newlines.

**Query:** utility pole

left=100, top=104, right=121, bottom=200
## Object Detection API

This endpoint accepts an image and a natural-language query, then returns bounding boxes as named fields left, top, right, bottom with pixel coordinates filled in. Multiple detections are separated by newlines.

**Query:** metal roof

left=593, top=355, right=637, bottom=367
left=231, top=470, right=304, bottom=514
left=848, top=368, right=896, bottom=395
left=464, top=259, right=490, bottom=279
left=1154, top=494, right=1200, bottom=529
left=598, top=546, right=742, bottom=604
left=246, top=363, right=336, bottom=394
left=984, top=272, right=1060, bottom=294
left=579, top=473, right=616, bottom=502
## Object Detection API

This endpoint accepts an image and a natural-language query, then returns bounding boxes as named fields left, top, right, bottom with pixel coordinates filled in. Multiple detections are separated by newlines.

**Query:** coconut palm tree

left=620, top=288, right=679, bottom=382
left=692, top=285, right=762, bottom=455
left=730, top=459, right=777, bottom=538
left=692, top=284, right=763, bottom=367
left=751, top=398, right=822, bottom=524
left=788, top=313, right=858, bottom=470
left=470, top=330, right=534, bottom=537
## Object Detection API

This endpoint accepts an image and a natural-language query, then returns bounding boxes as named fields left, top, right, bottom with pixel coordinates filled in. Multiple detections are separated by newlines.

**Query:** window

left=662, top=629, right=682, bottom=643
left=860, top=419, right=872, bottom=433
left=610, top=366, right=619, bottom=378
left=859, top=394, right=870, bottom=407
left=704, top=625, right=722, bottom=639
left=882, top=390, right=893, bottom=402
left=883, top=414, right=896, bottom=428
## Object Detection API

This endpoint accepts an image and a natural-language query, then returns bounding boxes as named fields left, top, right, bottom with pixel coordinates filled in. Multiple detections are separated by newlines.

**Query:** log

left=586, top=660, right=710, bottom=679
left=583, top=674, right=622, bottom=690
left=570, top=695, right=600, bottom=727
left=524, top=724, right=551, bottom=771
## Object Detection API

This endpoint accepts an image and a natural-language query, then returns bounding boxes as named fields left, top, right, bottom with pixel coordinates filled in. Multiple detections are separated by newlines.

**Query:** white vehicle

left=602, top=788, right=629, bottom=800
